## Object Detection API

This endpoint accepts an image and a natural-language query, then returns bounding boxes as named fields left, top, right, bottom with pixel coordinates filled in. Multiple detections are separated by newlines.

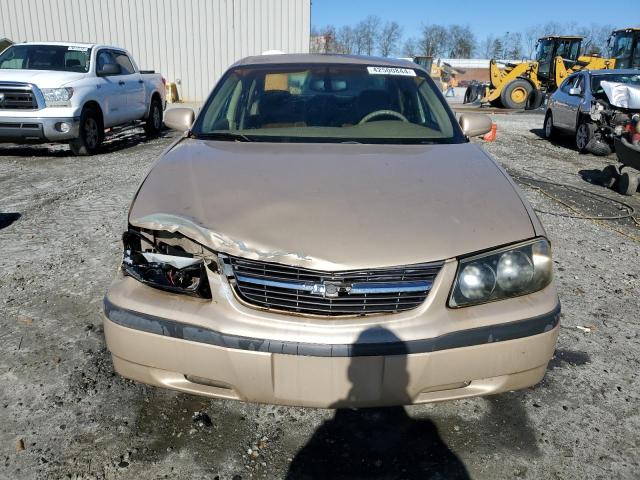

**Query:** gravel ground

left=1, top=113, right=639, bottom=480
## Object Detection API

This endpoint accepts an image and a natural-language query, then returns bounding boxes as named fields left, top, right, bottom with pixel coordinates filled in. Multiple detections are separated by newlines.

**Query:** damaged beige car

left=103, top=55, right=560, bottom=408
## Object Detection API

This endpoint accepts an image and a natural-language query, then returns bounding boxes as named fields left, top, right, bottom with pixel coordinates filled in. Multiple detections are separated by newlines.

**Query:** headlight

left=121, top=230, right=212, bottom=298
left=449, top=238, right=552, bottom=307
left=41, top=87, right=74, bottom=107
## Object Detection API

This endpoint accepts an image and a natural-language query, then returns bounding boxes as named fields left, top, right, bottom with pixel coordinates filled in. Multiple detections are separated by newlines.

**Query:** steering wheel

left=358, top=109, right=409, bottom=125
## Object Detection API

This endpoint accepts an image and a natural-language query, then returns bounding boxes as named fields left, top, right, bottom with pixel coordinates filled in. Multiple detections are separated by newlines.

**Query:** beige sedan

left=103, top=54, right=559, bottom=407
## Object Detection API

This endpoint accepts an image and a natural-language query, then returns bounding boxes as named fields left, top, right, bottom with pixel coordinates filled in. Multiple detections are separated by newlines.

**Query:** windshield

left=192, top=63, right=463, bottom=144
left=0, top=45, right=91, bottom=73
left=535, top=40, right=555, bottom=76
left=591, top=73, right=640, bottom=96
left=611, top=33, right=634, bottom=59
left=609, top=32, right=639, bottom=69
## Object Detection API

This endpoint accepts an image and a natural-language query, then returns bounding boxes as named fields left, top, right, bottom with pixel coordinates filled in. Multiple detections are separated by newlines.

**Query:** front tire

left=575, top=122, right=594, bottom=153
left=500, top=79, right=533, bottom=109
left=69, top=108, right=103, bottom=156
left=526, top=89, right=544, bottom=110
left=144, top=97, right=163, bottom=136
left=544, top=111, right=556, bottom=139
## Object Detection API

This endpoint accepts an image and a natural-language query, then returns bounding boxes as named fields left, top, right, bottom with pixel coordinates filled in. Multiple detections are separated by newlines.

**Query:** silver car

left=543, top=69, right=640, bottom=155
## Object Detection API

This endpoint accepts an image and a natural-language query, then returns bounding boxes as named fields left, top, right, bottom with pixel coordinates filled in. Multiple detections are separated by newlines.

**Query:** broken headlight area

left=121, top=229, right=213, bottom=298
left=589, top=101, right=605, bottom=122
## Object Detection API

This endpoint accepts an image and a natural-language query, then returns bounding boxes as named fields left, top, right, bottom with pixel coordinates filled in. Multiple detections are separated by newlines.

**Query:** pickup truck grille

left=225, top=255, right=443, bottom=316
left=0, top=84, right=38, bottom=110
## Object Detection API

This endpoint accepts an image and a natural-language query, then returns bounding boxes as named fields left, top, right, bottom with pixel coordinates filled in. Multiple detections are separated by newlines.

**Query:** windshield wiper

left=196, top=132, right=254, bottom=142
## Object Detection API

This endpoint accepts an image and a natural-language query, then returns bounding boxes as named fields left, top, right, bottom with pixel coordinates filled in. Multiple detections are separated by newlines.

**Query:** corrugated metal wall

left=0, top=0, right=310, bottom=101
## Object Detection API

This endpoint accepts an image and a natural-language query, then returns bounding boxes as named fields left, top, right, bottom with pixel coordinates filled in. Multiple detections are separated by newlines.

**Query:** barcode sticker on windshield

left=367, top=66, right=416, bottom=76
left=68, top=46, right=89, bottom=52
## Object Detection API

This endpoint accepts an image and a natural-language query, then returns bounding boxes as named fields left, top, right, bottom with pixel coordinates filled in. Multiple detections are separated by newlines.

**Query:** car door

left=111, top=50, right=146, bottom=121
left=553, top=75, right=578, bottom=129
left=95, top=49, right=127, bottom=127
left=563, top=74, right=586, bottom=132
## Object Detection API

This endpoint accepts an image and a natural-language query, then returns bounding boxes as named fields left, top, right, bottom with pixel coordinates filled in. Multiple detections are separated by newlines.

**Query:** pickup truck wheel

left=70, top=108, right=103, bottom=156
left=144, top=98, right=163, bottom=136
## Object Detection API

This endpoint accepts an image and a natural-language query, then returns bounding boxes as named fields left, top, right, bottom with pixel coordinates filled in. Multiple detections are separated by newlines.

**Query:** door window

left=96, top=50, right=118, bottom=74
left=560, top=76, right=577, bottom=93
left=112, top=51, right=135, bottom=74
left=574, top=75, right=584, bottom=95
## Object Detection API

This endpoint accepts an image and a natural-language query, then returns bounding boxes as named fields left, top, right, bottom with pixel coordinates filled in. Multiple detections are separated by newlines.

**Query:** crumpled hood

left=0, top=69, right=85, bottom=87
left=129, top=139, right=535, bottom=270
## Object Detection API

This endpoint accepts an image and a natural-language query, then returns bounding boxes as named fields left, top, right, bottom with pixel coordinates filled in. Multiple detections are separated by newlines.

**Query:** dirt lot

left=1, top=112, right=639, bottom=480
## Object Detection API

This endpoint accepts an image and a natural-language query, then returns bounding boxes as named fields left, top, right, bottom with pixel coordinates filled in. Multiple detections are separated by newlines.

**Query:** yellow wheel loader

left=464, top=36, right=615, bottom=109
left=609, top=28, right=640, bottom=69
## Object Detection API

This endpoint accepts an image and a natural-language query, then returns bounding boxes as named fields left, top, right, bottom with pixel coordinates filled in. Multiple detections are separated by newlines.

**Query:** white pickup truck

left=0, top=42, right=166, bottom=155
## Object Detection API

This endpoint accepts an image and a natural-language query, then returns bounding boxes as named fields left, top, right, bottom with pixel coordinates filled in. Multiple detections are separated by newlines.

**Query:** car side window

left=112, top=51, right=135, bottom=75
left=560, top=76, right=576, bottom=93
left=574, top=75, right=584, bottom=95
left=96, top=49, right=118, bottom=74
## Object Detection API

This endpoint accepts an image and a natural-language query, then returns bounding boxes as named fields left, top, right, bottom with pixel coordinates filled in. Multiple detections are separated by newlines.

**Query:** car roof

left=232, top=53, right=423, bottom=71
left=13, top=41, right=131, bottom=52
left=15, top=41, right=96, bottom=48
left=583, top=68, right=640, bottom=76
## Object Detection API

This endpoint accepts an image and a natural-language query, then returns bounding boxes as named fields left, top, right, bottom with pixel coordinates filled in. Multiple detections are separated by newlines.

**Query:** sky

left=311, top=0, right=638, bottom=41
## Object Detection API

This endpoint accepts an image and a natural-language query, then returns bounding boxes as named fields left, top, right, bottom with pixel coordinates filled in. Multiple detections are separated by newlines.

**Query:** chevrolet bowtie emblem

left=310, top=281, right=351, bottom=298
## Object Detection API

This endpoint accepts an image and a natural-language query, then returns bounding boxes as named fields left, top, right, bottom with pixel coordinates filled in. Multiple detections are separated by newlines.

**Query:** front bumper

left=103, top=265, right=561, bottom=407
left=0, top=116, right=80, bottom=142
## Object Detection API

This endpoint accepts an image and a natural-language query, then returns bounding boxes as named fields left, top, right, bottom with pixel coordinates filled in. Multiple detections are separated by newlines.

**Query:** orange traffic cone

left=483, top=123, right=497, bottom=142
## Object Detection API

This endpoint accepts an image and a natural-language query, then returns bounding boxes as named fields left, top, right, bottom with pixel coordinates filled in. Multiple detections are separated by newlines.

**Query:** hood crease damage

left=129, top=212, right=321, bottom=268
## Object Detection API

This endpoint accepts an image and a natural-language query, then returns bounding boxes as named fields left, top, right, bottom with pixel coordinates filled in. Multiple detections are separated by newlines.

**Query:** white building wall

left=0, top=0, right=311, bottom=101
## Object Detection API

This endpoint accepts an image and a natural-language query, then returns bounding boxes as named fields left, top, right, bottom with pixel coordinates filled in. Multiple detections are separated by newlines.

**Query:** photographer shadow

left=286, top=327, right=470, bottom=480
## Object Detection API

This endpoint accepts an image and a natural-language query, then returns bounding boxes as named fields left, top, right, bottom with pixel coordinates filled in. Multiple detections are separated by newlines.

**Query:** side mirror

left=164, top=107, right=195, bottom=132
left=97, top=63, right=120, bottom=76
left=459, top=113, right=492, bottom=138
left=569, top=87, right=582, bottom=96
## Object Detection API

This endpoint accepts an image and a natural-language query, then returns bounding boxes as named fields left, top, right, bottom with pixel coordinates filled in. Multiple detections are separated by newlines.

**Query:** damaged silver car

left=544, top=69, right=640, bottom=155
left=103, top=54, right=560, bottom=407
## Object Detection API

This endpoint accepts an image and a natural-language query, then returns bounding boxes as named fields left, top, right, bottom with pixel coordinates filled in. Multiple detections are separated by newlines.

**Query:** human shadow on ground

left=286, top=327, right=470, bottom=480
left=0, top=212, right=20, bottom=229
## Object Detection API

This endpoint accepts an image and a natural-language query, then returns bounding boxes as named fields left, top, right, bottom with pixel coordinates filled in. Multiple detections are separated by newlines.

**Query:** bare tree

left=447, top=25, right=475, bottom=58
left=355, top=15, right=382, bottom=55
left=540, top=22, right=563, bottom=36
left=479, top=35, right=495, bottom=58
left=491, top=38, right=504, bottom=59
left=313, top=20, right=617, bottom=62
left=403, top=37, right=419, bottom=58
left=507, top=32, right=523, bottom=59
left=524, top=26, right=540, bottom=59
left=378, top=21, right=403, bottom=57
left=336, top=25, right=357, bottom=54
left=419, top=24, right=448, bottom=57
left=310, top=25, right=339, bottom=53
left=578, top=23, right=614, bottom=55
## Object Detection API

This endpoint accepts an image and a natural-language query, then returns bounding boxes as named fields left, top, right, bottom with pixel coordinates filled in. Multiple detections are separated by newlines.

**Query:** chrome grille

left=225, top=255, right=443, bottom=316
left=0, top=83, right=38, bottom=110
